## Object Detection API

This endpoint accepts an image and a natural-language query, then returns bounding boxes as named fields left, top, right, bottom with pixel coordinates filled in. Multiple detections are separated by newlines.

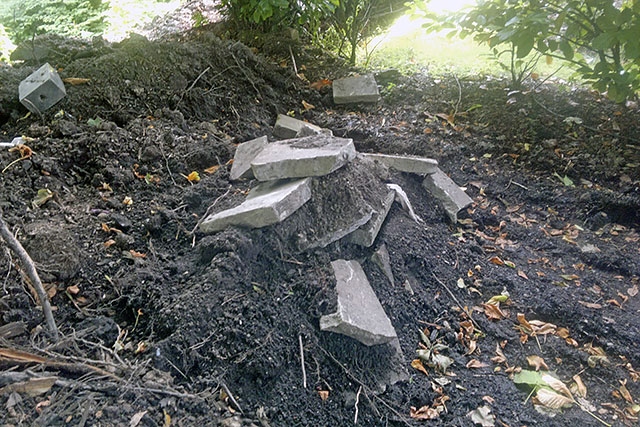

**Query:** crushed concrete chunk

left=422, top=168, right=473, bottom=223
left=387, top=184, right=423, bottom=224
left=372, top=244, right=394, bottom=286
left=320, top=260, right=397, bottom=346
left=333, top=74, right=381, bottom=104
left=273, top=114, right=323, bottom=139
left=199, top=178, right=311, bottom=233
left=348, top=191, right=395, bottom=247
left=229, top=136, right=268, bottom=181
left=251, top=134, right=356, bottom=181
left=363, top=153, right=438, bottom=175
left=19, top=63, right=66, bottom=113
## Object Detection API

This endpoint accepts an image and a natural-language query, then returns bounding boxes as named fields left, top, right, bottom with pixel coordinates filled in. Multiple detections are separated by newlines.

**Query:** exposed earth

left=0, top=11, right=639, bottom=427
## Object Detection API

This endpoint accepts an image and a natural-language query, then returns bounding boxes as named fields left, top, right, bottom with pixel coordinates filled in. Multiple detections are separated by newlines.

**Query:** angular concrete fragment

left=306, top=208, right=373, bottom=250
left=320, top=260, right=397, bottom=346
left=348, top=191, right=395, bottom=247
left=251, top=134, right=356, bottom=181
left=333, top=74, right=381, bottom=104
left=199, top=178, right=311, bottom=233
left=372, top=244, right=395, bottom=286
left=19, top=63, right=66, bottom=113
left=422, top=168, right=473, bottom=223
left=273, top=114, right=323, bottom=139
left=229, top=135, right=268, bottom=181
left=363, top=153, right=438, bottom=175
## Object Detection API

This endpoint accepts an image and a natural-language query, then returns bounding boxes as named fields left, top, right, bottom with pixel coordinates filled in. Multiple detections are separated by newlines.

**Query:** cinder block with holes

left=18, top=63, right=66, bottom=113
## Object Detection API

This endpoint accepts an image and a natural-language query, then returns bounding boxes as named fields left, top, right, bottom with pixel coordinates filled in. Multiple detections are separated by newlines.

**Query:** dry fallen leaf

left=533, top=387, right=574, bottom=409
left=318, top=390, right=329, bottom=401
left=204, top=165, right=220, bottom=174
left=63, top=77, right=91, bottom=85
left=466, top=359, right=489, bottom=369
left=467, top=404, right=496, bottom=427
left=66, top=285, right=80, bottom=295
left=410, top=405, right=441, bottom=420
left=129, top=250, right=147, bottom=258
left=411, top=358, right=429, bottom=376
left=527, top=354, right=549, bottom=371
left=130, top=410, right=148, bottom=427
left=301, top=100, right=315, bottom=111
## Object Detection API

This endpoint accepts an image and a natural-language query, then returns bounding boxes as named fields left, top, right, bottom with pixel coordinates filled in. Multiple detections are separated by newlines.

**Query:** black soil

left=0, top=20, right=639, bottom=427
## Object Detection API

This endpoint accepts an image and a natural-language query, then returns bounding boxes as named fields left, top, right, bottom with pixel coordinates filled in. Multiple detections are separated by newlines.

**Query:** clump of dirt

left=0, top=19, right=639, bottom=427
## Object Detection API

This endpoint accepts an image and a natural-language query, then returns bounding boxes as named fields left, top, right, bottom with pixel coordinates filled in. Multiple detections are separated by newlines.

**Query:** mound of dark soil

left=0, top=24, right=638, bottom=427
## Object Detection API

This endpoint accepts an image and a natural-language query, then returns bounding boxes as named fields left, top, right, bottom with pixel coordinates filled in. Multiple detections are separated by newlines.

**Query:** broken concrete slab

left=363, top=153, right=438, bottom=175
left=273, top=114, right=323, bottom=139
left=372, top=244, right=395, bottom=286
left=199, top=178, right=311, bottom=233
left=348, top=190, right=395, bottom=247
left=19, top=63, right=66, bottom=113
left=422, top=168, right=473, bottom=223
left=333, top=74, right=381, bottom=104
left=251, top=134, right=356, bottom=181
left=320, top=260, right=397, bottom=346
left=229, top=135, right=268, bottom=181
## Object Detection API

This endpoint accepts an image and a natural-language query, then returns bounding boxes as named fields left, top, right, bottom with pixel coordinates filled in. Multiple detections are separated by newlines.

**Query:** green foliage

left=414, top=0, right=640, bottom=101
left=0, top=0, right=109, bottom=44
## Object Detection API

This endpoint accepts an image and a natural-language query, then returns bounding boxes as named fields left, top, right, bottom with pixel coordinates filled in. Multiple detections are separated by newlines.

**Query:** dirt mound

left=0, top=28, right=639, bottom=427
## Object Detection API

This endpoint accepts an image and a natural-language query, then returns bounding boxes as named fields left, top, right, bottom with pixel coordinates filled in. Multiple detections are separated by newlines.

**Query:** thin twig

left=191, top=185, right=232, bottom=236
left=452, top=74, right=462, bottom=118
left=432, top=272, right=482, bottom=332
left=177, top=66, right=211, bottom=105
left=289, top=46, right=298, bottom=75
left=299, top=334, right=307, bottom=389
left=354, top=385, right=362, bottom=424
left=0, top=213, right=59, bottom=341
left=221, top=382, right=244, bottom=414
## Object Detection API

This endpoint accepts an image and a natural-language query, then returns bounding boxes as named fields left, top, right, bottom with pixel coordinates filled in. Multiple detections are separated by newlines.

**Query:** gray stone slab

left=305, top=208, right=373, bottom=250
left=199, top=178, right=311, bottom=233
left=348, top=191, right=395, bottom=247
left=251, top=134, right=356, bottom=181
left=273, top=114, right=323, bottom=139
left=229, top=135, right=268, bottom=181
left=320, top=260, right=397, bottom=346
left=372, top=244, right=394, bottom=286
left=333, top=74, right=381, bottom=104
left=422, top=168, right=473, bottom=223
left=363, top=153, right=438, bottom=175
left=18, top=63, right=66, bottom=113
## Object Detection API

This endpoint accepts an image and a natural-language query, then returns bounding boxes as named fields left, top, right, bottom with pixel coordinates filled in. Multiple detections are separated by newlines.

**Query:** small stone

left=320, top=260, right=397, bottom=346
left=422, top=168, right=473, bottom=223
left=229, top=135, right=268, bottom=181
left=18, top=63, right=66, bottom=113
left=333, top=74, right=381, bottom=104
left=251, top=134, right=356, bottom=181
left=199, top=178, right=312, bottom=233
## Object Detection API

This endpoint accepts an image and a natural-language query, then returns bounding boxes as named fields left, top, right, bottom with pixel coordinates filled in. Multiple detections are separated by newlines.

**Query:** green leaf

left=559, top=41, right=574, bottom=60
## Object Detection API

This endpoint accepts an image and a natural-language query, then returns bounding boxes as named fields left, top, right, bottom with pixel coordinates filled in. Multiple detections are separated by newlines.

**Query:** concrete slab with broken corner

left=347, top=190, right=395, bottom=247
left=333, top=74, right=381, bottom=104
left=320, top=259, right=397, bottom=346
left=250, top=134, right=356, bottom=181
left=273, top=114, right=323, bottom=139
left=363, top=153, right=438, bottom=175
left=422, top=168, right=473, bottom=223
left=199, top=178, right=312, bottom=233
left=229, top=135, right=268, bottom=181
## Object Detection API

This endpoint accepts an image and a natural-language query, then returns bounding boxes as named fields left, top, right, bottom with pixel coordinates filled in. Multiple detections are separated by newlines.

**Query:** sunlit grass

left=360, top=15, right=576, bottom=82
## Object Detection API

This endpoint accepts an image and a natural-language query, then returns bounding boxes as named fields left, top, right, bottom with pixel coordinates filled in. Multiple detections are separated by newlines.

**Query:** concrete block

left=422, top=168, right=473, bottom=223
left=305, top=208, right=373, bottom=250
left=372, top=244, right=395, bottom=286
left=363, top=153, right=438, bottom=175
left=273, top=114, right=322, bottom=139
left=18, top=63, right=66, bottom=113
left=320, top=260, right=397, bottom=346
left=333, top=74, right=381, bottom=104
left=199, top=178, right=311, bottom=233
left=229, top=135, right=268, bottom=181
left=251, top=134, right=356, bottom=181
left=348, top=191, right=395, bottom=247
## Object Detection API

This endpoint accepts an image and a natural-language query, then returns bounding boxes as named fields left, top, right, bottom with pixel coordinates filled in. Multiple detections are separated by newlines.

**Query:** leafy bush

left=415, top=0, right=640, bottom=101
left=0, top=0, right=109, bottom=44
